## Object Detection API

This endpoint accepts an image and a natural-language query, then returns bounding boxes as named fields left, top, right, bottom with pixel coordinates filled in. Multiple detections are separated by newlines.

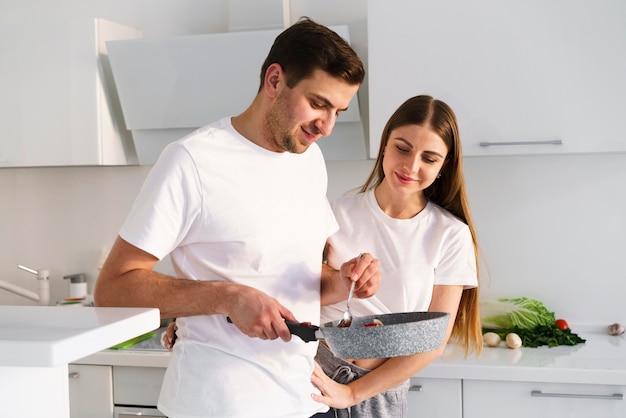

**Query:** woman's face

left=382, top=124, right=448, bottom=196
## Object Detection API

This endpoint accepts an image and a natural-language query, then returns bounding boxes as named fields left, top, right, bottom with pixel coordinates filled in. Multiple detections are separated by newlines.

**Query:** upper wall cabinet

left=106, top=26, right=366, bottom=165
left=368, top=0, right=626, bottom=157
left=0, top=18, right=140, bottom=167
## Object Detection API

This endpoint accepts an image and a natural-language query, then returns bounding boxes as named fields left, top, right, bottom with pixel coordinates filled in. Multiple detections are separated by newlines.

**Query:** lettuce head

left=481, top=297, right=556, bottom=330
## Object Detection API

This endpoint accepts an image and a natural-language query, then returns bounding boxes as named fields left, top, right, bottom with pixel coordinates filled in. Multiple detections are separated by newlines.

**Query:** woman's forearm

left=346, top=349, right=443, bottom=405
left=320, top=263, right=347, bottom=306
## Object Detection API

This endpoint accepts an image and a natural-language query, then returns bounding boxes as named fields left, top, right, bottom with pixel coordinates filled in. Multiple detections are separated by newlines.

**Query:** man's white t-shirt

left=120, top=118, right=337, bottom=418
left=321, top=189, right=477, bottom=324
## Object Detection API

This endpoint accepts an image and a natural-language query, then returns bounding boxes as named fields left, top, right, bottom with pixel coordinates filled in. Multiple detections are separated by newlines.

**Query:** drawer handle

left=409, top=385, right=423, bottom=392
left=479, top=139, right=563, bottom=147
left=531, top=390, right=623, bottom=400
left=118, top=414, right=163, bottom=418
left=68, top=372, right=80, bottom=379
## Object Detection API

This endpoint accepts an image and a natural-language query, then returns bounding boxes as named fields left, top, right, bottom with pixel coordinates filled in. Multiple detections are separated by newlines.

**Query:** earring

left=437, top=173, right=442, bottom=179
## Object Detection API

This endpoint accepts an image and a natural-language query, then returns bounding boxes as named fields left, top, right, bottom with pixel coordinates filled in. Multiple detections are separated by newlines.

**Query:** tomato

left=555, top=319, right=569, bottom=330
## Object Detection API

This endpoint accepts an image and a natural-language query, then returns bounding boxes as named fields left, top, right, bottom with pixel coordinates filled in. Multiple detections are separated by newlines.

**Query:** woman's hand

left=321, top=251, right=381, bottom=306
left=161, top=321, right=178, bottom=351
left=310, top=362, right=357, bottom=409
left=340, top=252, right=381, bottom=299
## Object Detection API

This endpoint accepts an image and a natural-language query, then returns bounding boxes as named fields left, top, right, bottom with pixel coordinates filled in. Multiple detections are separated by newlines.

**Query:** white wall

left=1, top=0, right=624, bottom=327
left=327, top=153, right=626, bottom=327
left=0, top=165, right=152, bottom=304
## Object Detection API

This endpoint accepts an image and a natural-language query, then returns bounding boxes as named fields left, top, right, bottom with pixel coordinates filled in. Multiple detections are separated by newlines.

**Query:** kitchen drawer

left=113, top=366, right=166, bottom=407
left=463, top=380, right=626, bottom=418
left=407, top=377, right=462, bottom=418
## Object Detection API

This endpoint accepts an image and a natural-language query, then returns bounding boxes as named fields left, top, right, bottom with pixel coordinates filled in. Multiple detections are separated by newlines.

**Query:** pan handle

left=225, top=317, right=320, bottom=343
left=285, top=320, right=320, bottom=343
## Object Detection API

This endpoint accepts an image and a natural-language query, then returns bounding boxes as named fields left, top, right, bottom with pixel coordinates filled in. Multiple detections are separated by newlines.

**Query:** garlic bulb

left=482, top=332, right=501, bottom=347
left=505, top=333, right=522, bottom=349
left=608, top=323, right=625, bottom=336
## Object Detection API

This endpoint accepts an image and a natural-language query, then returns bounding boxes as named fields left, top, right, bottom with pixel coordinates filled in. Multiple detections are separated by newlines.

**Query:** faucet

left=0, top=265, right=51, bottom=306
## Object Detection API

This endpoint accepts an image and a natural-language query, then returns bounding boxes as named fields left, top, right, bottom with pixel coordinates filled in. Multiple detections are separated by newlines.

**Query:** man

left=95, top=18, right=379, bottom=418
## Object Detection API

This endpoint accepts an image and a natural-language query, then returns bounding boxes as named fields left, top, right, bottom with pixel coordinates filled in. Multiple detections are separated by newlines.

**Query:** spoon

left=337, top=253, right=362, bottom=328
left=337, top=280, right=356, bottom=328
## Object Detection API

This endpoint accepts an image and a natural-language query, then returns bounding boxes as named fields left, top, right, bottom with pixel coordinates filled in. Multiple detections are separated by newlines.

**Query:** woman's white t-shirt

left=120, top=118, right=337, bottom=418
left=321, top=189, right=477, bottom=324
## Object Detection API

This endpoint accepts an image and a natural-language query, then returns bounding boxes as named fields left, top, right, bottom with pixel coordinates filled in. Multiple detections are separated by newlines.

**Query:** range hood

left=106, top=26, right=366, bottom=164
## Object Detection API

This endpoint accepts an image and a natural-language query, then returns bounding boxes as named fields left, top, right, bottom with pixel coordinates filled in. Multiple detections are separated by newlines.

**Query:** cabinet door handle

left=409, top=385, right=423, bottom=392
left=118, top=415, right=164, bottom=418
left=67, top=372, right=80, bottom=379
left=531, top=390, right=623, bottom=400
left=479, top=139, right=563, bottom=147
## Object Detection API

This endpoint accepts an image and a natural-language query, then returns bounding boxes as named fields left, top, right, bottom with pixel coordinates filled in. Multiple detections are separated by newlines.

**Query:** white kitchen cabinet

left=407, top=377, right=462, bottom=418
left=368, top=0, right=626, bottom=157
left=69, top=364, right=114, bottom=418
left=0, top=18, right=140, bottom=167
left=106, top=26, right=365, bottom=164
left=113, top=366, right=166, bottom=407
left=463, top=380, right=626, bottom=418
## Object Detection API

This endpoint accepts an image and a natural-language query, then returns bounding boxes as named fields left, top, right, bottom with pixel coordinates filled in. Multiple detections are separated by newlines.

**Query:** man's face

left=263, top=68, right=359, bottom=154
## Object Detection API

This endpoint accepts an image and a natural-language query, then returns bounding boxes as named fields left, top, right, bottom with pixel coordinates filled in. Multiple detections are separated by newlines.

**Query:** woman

left=311, top=95, right=483, bottom=417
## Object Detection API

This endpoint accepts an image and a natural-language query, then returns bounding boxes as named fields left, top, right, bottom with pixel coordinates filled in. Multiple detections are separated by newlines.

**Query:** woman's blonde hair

left=361, top=95, right=482, bottom=356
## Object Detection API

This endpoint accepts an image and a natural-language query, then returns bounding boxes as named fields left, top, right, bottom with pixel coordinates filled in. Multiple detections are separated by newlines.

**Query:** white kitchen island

left=0, top=306, right=159, bottom=418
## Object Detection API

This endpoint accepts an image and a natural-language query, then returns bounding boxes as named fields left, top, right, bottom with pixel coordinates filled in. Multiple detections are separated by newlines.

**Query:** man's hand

left=222, top=283, right=297, bottom=342
left=162, top=284, right=298, bottom=349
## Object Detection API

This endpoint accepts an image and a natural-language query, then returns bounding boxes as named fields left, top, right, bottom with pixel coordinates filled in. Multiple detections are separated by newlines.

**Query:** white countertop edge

left=0, top=306, right=161, bottom=367
left=71, top=330, right=626, bottom=387
left=79, top=348, right=626, bottom=385
left=419, top=363, right=626, bottom=386
left=74, top=349, right=171, bottom=368
left=48, top=308, right=160, bottom=367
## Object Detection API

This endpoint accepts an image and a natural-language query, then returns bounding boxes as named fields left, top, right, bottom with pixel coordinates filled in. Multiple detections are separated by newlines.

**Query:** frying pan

left=287, top=311, right=450, bottom=359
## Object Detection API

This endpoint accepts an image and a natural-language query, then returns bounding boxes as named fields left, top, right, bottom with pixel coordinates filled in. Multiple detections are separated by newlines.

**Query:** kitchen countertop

left=0, top=305, right=160, bottom=418
left=0, top=306, right=160, bottom=367
left=421, top=328, right=626, bottom=385
left=75, top=325, right=626, bottom=386
left=77, top=326, right=171, bottom=368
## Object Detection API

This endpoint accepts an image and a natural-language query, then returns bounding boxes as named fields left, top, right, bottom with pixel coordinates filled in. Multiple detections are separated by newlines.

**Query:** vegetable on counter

left=505, top=333, right=522, bottom=349
left=608, top=323, right=625, bottom=336
left=482, top=332, right=501, bottom=347
left=481, top=297, right=556, bottom=330
left=480, top=297, right=585, bottom=348
left=109, top=331, right=157, bottom=349
left=497, top=325, right=584, bottom=348
left=555, top=319, right=569, bottom=331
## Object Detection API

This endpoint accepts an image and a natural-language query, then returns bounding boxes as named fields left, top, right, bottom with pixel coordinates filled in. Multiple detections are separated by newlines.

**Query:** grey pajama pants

left=315, top=343, right=410, bottom=418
